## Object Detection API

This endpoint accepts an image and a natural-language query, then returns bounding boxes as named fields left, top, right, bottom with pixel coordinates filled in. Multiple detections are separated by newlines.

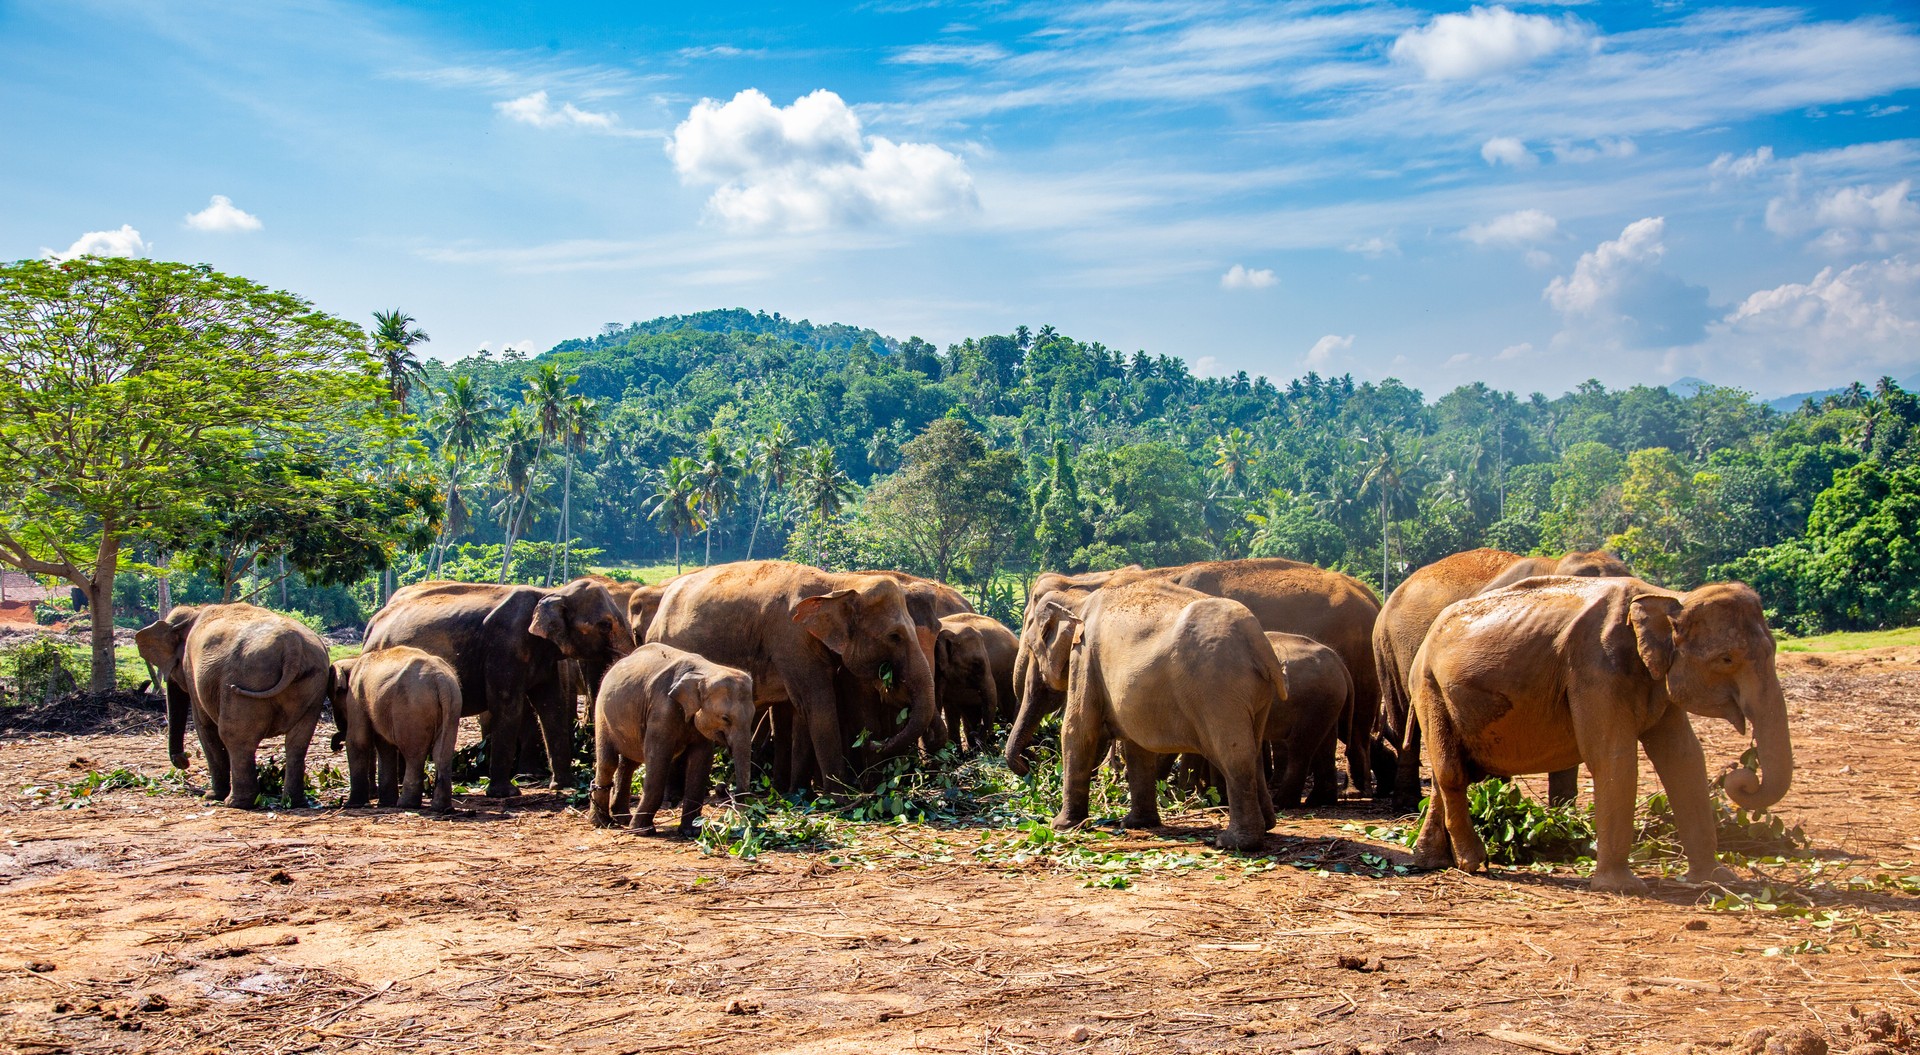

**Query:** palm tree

left=745, top=423, right=796, bottom=559
left=492, top=407, right=543, bottom=582
left=1358, top=430, right=1426, bottom=594
left=792, top=442, right=856, bottom=566
left=371, top=309, right=431, bottom=409
left=1212, top=427, right=1254, bottom=497
left=501, top=363, right=576, bottom=581
left=693, top=430, right=742, bottom=565
left=425, top=375, right=499, bottom=573
left=549, top=396, right=600, bottom=583
left=643, top=456, right=705, bottom=574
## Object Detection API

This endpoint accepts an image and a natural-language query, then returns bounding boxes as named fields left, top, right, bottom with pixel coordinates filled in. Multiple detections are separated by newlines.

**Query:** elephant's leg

left=1641, top=707, right=1733, bottom=886
left=1343, top=691, right=1373, bottom=799
left=788, top=671, right=850, bottom=791
left=483, top=676, right=529, bottom=799
left=397, top=750, right=428, bottom=810
left=1547, top=766, right=1580, bottom=807
left=197, top=713, right=232, bottom=803
left=1215, top=742, right=1274, bottom=852
left=677, top=744, right=715, bottom=838
left=280, top=709, right=320, bottom=810
left=1273, top=743, right=1309, bottom=810
left=530, top=679, right=577, bottom=791
left=1572, top=697, right=1647, bottom=895
left=220, top=720, right=263, bottom=810
left=1306, top=725, right=1340, bottom=808
left=1416, top=698, right=1481, bottom=872
left=1119, top=740, right=1162, bottom=830
left=770, top=703, right=796, bottom=792
left=346, top=736, right=376, bottom=808
left=610, top=757, right=637, bottom=818
left=589, top=730, right=621, bottom=829
left=633, top=737, right=681, bottom=833
left=1393, top=709, right=1424, bottom=813
left=376, top=742, right=401, bottom=808
left=1051, top=694, right=1103, bottom=831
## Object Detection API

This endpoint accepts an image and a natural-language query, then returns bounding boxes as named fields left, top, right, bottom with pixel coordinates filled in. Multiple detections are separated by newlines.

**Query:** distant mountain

left=548, top=308, right=899, bottom=358
left=1665, top=376, right=1713, bottom=397
left=1766, top=373, right=1920, bottom=414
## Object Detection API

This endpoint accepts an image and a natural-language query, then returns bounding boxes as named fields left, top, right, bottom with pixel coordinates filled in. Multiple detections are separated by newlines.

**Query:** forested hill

left=397, top=308, right=1919, bottom=637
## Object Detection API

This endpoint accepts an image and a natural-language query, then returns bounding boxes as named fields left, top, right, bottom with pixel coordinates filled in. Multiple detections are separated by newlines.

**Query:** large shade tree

left=0, top=257, right=388, bottom=689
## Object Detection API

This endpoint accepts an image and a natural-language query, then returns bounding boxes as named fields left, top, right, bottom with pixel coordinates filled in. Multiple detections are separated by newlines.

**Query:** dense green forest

left=9, top=264, right=1920, bottom=644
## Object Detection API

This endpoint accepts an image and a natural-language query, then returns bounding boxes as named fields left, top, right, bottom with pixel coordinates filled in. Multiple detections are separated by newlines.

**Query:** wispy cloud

left=889, top=43, right=1009, bottom=66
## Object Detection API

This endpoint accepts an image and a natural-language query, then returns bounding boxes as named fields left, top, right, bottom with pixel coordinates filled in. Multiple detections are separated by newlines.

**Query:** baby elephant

left=328, top=647, right=462, bottom=812
left=590, top=643, right=757, bottom=836
left=1263, top=632, right=1351, bottom=809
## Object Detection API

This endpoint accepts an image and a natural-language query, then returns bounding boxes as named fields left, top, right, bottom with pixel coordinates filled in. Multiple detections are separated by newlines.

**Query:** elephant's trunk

left=165, top=677, right=191, bottom=771
left=1003, top=653, right=1058, bottom=777
left=875, top=654, right=936, bottom=758
left=732, top=723, right=755, bottom=799
left=1725, top=666, right=1793, bottom=812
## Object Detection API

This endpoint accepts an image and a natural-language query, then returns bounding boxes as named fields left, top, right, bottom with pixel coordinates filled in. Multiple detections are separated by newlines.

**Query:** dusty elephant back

left=188, top=604, right=329, bottom=710
left=349, top=645, right=462, bottom=757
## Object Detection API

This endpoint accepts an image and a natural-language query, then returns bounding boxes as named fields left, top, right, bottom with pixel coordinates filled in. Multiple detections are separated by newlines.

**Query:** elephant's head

left=532, top=579, right=636, bottom=690
left=1557, top=550, right=1631, bottom=578
left=135, top=606, right=202, bottom=771
left=935, top=620, right=997, bottom=723
left=325, top=657, right=362, bottom=752
left=672, top=664, right=759, bottom=797
left=627, top=584, right=668, bottom=646
left=1629, top=582, right=1792, bottom=811
left=792, top=576, right=937, bottom=758
left=1005, top=595, right=1085, bottom=776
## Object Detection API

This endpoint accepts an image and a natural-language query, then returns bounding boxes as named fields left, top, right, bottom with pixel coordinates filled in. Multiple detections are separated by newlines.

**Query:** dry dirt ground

left=1, top=652, right=1917, bottom=1055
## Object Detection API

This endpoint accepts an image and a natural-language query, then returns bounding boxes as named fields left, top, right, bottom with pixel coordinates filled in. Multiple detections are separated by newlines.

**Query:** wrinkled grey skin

left=135, top=603, right=329, bottom=809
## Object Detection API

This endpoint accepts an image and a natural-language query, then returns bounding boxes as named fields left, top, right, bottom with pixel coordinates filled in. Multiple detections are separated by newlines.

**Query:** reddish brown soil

left=0, top=655, right=1915, bottom=1054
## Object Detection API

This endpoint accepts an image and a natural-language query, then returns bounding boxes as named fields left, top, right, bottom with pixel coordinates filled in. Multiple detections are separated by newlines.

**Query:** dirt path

left=0, top=654, right=1915, bottom=1054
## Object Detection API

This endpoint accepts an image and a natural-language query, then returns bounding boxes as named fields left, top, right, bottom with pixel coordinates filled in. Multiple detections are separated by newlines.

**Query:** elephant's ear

left=667, top=670, right=706, bottom=717
left=793, top=590, right=857, bottom=656
left=1040, top=604, right=1083, bottom=688
left=327, top=661, right=350, bottom=701
left=529, top=594, right=570, bottom=646
left=1630, top=595, right=1683, bottom=679
left=135, top=613, right=190, bottom=680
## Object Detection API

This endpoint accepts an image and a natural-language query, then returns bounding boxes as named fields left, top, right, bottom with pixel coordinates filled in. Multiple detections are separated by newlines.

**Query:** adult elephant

left=1411, top=577, right=1792, bottom=893
left=847, top=570, right=972, bottom=753
left=1372, top=548, right=1630, bottom=809
left=1009, top=559, right=1381, bottom=793
left=646, top=561, right=937, bottom=790
left=135, top=603, right=329, bottom=809
left=363, top=578, right=633, bottom=798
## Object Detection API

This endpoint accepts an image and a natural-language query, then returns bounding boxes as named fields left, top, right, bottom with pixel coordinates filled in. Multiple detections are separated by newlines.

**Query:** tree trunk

left=87, top=535, right=120, bottom=692
left=157, top=558, right=171, bottom=618
left=1379, top=488, right=1390, bottom=595
left=746, top=485, right=769, bottom=560
left=279, top=553, right=289, bottom=608
left=673, top=534, right=682, bottom=575
left=560, top=448, right=574, bottom=582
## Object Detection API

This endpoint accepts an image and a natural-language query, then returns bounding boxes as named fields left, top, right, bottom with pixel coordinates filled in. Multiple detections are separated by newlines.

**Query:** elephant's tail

left=232, top=653, right=313, bottom=700
left=1373, top=627, right=1409, bottom=746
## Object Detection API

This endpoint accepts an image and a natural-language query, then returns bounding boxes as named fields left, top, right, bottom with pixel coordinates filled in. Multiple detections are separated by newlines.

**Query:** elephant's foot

left=1590, top=868, right=1650, bottom=896
left=629, top=813, right=660, bottom=834
left=485, top=781, right=520, bottom=799
left=220, top=795, right=259, bottom=811
left=675, top=820, right=701, bottom=839
left=346, top=794, right=371, bottom=808
left=1450, top=841, right=1488, bottom=875
left=1683, top=863, right=1739, bottom=887
left=1214, top=828, right=1267, bottom=852
left=1120, top=809, right=1161, bottom=830
left=397, top=796, right=424, bottom=811
left=1050, top=809, right=1088, bottom=832
left=588, top=805, right=618, bottom=829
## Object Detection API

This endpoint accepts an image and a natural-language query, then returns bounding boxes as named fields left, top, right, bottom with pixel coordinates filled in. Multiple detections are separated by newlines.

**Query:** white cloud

left=44, top=225, right=147, bottom=261
left=1550, top=137, right=1636, bottom=163
left=1193, top=354, right=1225, bottom=376
left=1346, top=235, right=1398, bottom=258
left=1220, top=264, right=1277, bottom=290
left=1496, top=341, right=1535, bottom=360
left=679, top=45, right=763, bottom=60
left=1444, top=352, right=1473, bottom=366
left=477, top=338, right=536, bottom=355
left=1545, top=217, right=1712, bottom=347
left=889, top=43, right=1008, bottom=66
left=1463, top=208, right=1558, bottom=247
left=1480, top=136, right=1537, bottom=168
left=183, top=194, right=262, bottom=232
left=1766, top=180, right=1920, bottom=254
left=666, top=89, right=977, bottom=233
left=1391, top=6, right=1589, bottom=81
left=1304, top=333, right=1354, bottom=369
left=496, top=90, right=621, bottom=131
left=1717, top=256, right=1920, bottom=375
left=1710, top=146, right=1774, bottom=181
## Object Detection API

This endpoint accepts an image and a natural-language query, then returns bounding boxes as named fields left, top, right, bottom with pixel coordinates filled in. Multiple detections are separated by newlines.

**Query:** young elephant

left=590, top=644, right=757, bottom=836
left=1023, top=578, right=1284, bottom=851
left=1411, top=576, right=1793, bottom=894
left=935, top=612, right=1019, bottom=752
left=1262, top=632, right=1351, bottom=809
left=134, top=603, right=329, bottom=809
left=328, top=647, right=462, bottom=812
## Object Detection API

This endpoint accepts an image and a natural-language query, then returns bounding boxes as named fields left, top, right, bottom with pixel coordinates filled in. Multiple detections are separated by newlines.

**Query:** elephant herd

left=133, top=549, right=1795, bottom=894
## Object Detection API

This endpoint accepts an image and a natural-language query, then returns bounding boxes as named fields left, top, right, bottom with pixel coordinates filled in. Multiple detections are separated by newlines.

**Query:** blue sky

left=3, top=1, right=1917, bottom=397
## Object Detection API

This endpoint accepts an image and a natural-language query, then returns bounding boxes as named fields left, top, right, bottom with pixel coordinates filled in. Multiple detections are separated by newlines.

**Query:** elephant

left=1409, top=576, right=1793, bottom=894
left=1010, top=559, right=1381, bottom=794
left=1261, top=632, right=1351, bottom=809
left=1373, top=548, right=1630, bottom=809
left=1019, top=577, right=1283, bottom=851
left=327, top=646, right=462, bottom=812
left=936, top=612, right=1019, bottom=752
left=589, top=643, right=758, bottom=836
left=363, top=578, right=633, bottom=798
left=134, top=603, right=329, bottom=809
left=646, top=560, right=938, bottom=791
left=626, top=579, right=676, bottom=645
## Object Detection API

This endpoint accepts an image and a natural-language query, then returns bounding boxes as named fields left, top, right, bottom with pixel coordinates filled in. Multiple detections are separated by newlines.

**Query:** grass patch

left=1778, top=626, right=1920, bottom=652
